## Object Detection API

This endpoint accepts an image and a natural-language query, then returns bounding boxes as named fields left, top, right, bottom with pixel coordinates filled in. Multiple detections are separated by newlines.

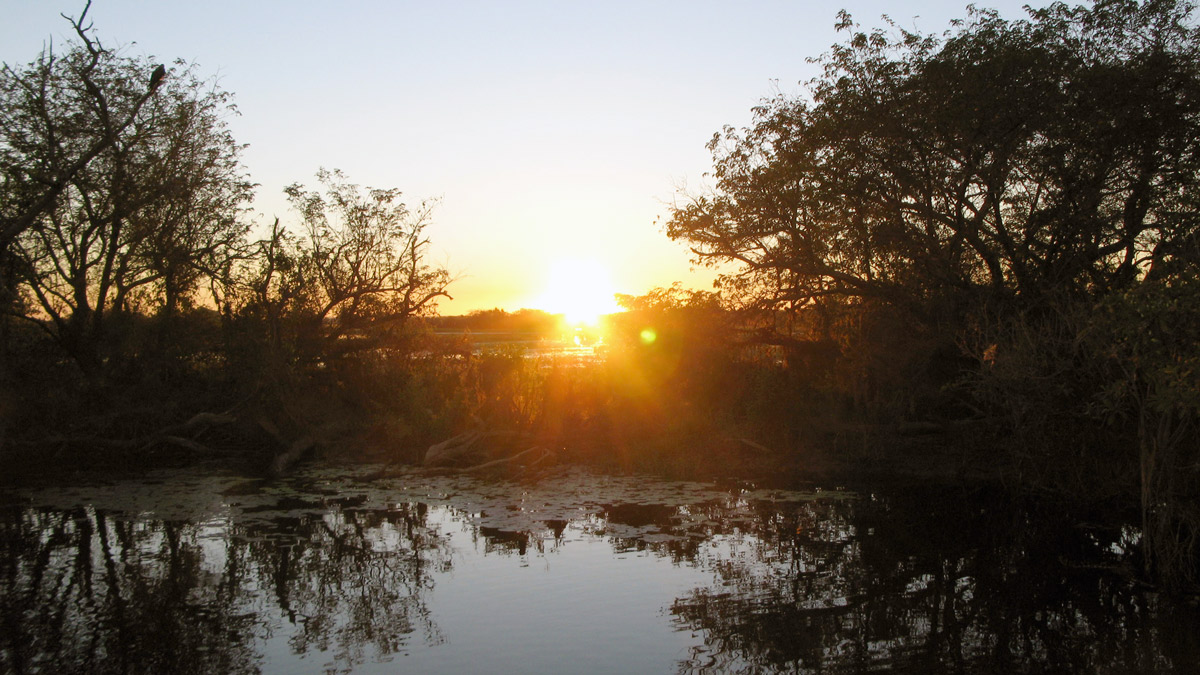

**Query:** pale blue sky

left=3, top=0, right=1050, bottom=313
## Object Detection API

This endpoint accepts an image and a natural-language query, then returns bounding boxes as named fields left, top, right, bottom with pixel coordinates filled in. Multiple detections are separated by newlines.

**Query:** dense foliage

left=0, top=6, right=452, bottom=463
left=669, top=0, right=1200, bottom=314
left=1, top=15, right=251, bottom=376
left=667, top=0, right=1200, bottom=586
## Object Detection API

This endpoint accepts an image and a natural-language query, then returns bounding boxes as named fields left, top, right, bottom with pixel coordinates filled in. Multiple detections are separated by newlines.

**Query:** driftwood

left=31, top=411, right=237, bottom=455
left=257, top=415, right=317, bottom=478
left=462, top=445, right=554, bottom=474
left=424, top=430, right=483, bottom=467
left=424, top=429, right=527, bottom=468
left=408, top=428, right=557, bottom=477
left=159, top=412, right=237, bottom=437
left=130, top=411, right=237, bottom=454
left=269, top=436, right=316, bottom=477
left=155, top=435, right=215, bottom=453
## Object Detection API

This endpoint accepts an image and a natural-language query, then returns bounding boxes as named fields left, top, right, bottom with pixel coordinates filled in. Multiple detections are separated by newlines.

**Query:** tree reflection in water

left=247, top=502, right=449, bottom=665
left=0, top=496, right=452, bottom=674
left=669, top=488, right=1199, bottom=673
left=1, top=506, right=261, bottom=674
left=1, top=470, right=1197, bottom=674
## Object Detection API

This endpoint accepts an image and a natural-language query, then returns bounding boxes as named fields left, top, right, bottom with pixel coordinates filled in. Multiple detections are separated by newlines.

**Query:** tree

left=1, top=5, right=252, bottom=375
left=1090, top=272, right=1200, bottom=586
left=667, top=1, right=1200, bottom=322
left=665, top=1, right=1200, bottom=583
left=231, top=169, right=451, bottom=362
left=0, top=3, right=165, bottom=257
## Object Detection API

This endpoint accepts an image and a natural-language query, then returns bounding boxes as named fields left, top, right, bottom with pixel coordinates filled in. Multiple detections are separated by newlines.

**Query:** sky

left=3, top=0, right=1050, bottom=315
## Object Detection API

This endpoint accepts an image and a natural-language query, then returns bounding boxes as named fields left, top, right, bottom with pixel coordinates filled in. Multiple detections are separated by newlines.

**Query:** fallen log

left=156, top=435, right=217, bottom=454
left=462, top=446, right=554, bottom=474
left=159, top=412, right=237, bottom=437
left=424, top=429, right=526, bottom=468
left=269, top=436, right=316, bottom=478
left=28, top=411, right=237, bottom=455
left=252, top=415, right=325, bottom=477
left=424, top=429, right=484, bottom=467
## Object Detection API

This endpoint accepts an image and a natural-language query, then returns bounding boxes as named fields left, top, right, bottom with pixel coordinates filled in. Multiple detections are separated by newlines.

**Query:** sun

left=534, top=257, right=622, bottom=326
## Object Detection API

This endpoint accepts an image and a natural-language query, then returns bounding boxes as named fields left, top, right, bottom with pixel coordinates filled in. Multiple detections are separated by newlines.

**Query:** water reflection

left=2, top=506, right=262, bottom=674
left=0, top=468, right=1196, bottom=674
left=670, top=489, right=1199, bottom=673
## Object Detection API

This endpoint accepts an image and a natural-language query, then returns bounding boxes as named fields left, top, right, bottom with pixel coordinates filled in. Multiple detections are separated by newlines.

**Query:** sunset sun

left=534, top=258, right=622, bottom=325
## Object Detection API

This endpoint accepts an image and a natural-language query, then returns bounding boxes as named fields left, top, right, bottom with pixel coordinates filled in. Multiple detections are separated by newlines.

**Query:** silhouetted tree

left=0, top=3, right=252, bottom=376
left=278, top=169, right=451, bottom=358
left=667, top=0, right=1200, bottom=320
left=0, top=3, right=163, bottom=260
left=667, top=1, right=1200, bottom=584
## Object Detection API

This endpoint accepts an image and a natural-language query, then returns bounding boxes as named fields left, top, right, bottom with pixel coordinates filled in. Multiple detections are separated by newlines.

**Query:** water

left=1, top=465, right=1196, bottom=673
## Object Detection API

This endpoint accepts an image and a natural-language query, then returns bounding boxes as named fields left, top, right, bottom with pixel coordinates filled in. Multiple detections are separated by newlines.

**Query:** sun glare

left=534, top=258, right=622, bottom=326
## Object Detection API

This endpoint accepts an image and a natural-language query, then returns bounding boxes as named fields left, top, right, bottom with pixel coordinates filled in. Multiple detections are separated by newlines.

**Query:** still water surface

left=1, top=465, right=1196, bottom=673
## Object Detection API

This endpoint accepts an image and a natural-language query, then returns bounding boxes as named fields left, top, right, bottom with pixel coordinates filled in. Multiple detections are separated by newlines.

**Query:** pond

left=1, top=464, right=1196, bottom=674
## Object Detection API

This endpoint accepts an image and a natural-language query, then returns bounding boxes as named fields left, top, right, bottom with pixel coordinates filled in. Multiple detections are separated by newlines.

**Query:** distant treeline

left=428, top=309, right=563, bottom=336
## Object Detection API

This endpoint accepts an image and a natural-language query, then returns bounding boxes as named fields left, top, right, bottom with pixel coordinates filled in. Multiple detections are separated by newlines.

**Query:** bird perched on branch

left=148, top=64, right=166, bottom=92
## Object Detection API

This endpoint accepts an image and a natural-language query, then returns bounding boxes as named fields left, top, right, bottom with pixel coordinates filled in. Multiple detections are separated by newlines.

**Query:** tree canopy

left=1, top=4, right=252, bottom=373
left=667, top=0, right=1200, bottom=320
left=222, top=169, right=452, bottom=361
